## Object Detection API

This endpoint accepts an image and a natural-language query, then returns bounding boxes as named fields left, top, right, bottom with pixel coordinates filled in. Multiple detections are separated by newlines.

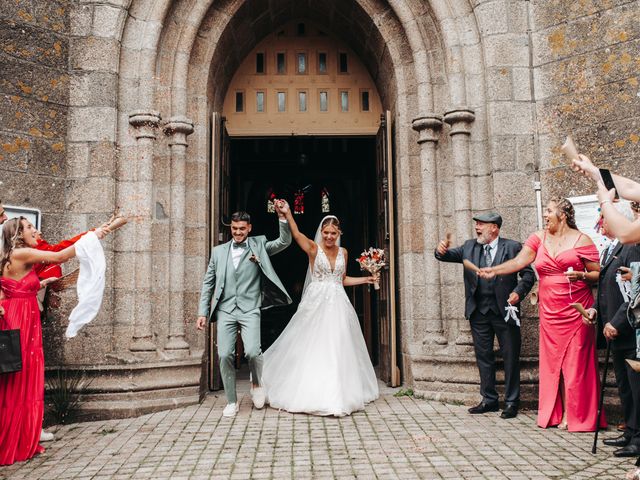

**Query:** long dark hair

left=550, top=197, right=577, bottom=229
left=1, top=216, right=27, bottom=273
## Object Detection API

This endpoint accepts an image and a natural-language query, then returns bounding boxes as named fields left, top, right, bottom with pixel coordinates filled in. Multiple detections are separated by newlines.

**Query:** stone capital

left=163, top=116, right=195, bottom=147
left=128, top=110, right=162, bottom=139
left=411, top=115, right=443, bottom=144
left=443, top=108, right=475, bottom=136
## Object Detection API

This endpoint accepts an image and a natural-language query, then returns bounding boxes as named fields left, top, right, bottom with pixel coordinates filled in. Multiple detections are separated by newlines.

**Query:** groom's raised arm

left=197, top=250, right=217, bottom=319
left=265, top=218, right=292, bottom=256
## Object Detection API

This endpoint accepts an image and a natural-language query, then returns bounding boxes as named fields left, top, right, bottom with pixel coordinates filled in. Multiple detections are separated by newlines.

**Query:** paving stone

left=0, top=379, right=636, bottom=479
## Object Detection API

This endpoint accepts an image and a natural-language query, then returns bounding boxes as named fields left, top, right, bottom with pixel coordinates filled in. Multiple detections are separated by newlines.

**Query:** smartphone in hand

left=599, top=168, right=620, bottom=199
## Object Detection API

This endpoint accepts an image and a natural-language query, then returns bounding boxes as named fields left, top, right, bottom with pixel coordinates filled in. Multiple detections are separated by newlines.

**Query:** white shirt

left=231, top=218, right=288, bottom=269
left=482, top=236, right=500, bottom=264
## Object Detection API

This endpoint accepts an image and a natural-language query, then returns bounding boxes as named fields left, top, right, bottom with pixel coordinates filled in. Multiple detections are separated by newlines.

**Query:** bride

left=262, top=203, right=380, bottom=416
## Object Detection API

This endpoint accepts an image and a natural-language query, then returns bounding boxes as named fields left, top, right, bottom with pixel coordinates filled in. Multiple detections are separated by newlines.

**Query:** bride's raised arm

left=277, top=200, right=316, bottom=256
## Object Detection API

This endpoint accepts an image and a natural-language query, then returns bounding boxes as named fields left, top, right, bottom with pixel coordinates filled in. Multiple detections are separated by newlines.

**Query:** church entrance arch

left=207, top=20, right=400, bottom=389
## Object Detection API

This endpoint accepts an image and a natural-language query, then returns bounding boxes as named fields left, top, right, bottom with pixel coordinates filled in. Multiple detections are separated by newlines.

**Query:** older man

left=435, top=213, right=535, bottom=419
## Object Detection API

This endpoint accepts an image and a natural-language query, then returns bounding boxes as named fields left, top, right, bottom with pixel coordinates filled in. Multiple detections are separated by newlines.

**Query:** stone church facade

left=1, top=0, right=638, bottom=418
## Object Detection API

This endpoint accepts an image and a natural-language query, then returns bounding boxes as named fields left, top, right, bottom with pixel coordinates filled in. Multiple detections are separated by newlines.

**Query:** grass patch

left=393, top=388, right=414, bottom=397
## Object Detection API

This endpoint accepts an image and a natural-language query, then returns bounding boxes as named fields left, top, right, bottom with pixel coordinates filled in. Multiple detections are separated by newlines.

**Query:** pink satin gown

left=0, top=270, right=45, bottom=465
left=525, top=233, right=606, bottom=432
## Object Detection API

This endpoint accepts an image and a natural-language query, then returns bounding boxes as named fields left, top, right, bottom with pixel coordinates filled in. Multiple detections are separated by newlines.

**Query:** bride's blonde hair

left=321, top=216, right=341, bottom=234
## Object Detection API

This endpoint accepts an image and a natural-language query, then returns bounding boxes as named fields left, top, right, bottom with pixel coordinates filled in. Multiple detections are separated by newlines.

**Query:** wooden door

left=208, top=113, right=231, bottom=391
left=376, top=111, right=400, bottom=386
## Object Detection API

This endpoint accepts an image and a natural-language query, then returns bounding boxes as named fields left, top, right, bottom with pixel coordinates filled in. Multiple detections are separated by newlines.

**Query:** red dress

left=525, top=233, right=606, bottom=431
left=34, top=232, right=86, bottom=280
left=0, top=271, right=45, bottom=465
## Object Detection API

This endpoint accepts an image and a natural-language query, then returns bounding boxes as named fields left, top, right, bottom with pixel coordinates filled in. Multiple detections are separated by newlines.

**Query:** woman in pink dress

left=0, top=217, right=107, bottom=465
left=480, top=198, right=605, bottom=431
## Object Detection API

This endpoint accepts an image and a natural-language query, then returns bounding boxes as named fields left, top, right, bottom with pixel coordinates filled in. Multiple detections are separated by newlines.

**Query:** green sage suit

left=198, top=220, right=292, bottom=403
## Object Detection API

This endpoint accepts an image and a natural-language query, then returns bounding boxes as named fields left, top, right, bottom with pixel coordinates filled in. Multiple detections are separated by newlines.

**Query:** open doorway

left=228, top=136, right=380, bottom=364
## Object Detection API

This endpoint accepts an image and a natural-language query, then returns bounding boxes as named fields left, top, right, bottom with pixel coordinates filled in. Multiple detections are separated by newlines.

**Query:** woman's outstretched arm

left=342, top=248, right=377, bottom=286
left=480, top=244, right=537, bottom=278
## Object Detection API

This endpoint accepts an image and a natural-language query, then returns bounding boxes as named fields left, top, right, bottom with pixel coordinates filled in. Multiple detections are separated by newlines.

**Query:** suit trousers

left=469, top=309, right=521, bottom=406
left=216, top=307, right=263, bottom=403
left=612, top=347, right=640, bottom=443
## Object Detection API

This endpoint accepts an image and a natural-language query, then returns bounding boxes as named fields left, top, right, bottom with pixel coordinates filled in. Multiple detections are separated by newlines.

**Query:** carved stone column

left=444, top=108, right=475, bottom=346
left=127, top=110, right=162, bottom=353
left=163, top=116, right=194, bottom=354
left=412, top=115, right=447, bottom=347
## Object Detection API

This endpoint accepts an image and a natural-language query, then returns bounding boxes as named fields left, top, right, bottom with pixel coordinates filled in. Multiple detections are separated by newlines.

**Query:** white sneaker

left=222, top=403, right=239, bottom=417
left=251, top=386, right=266, bottom=409
left=40, top=429, right=55, bottom=442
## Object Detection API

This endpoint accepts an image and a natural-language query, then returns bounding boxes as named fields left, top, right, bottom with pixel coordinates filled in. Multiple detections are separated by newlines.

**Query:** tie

left=604, top=242, right=615, bottom=264
left=233, top=241, right=247, bottom=249
left=483, top=245, right=492, bottom=266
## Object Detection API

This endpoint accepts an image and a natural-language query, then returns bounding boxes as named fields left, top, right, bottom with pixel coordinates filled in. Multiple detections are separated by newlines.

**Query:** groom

left=197, top=202, right=292, bottom=417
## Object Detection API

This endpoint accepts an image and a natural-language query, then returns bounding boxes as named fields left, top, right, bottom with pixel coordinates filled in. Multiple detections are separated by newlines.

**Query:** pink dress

left=525, top=233, right=606, bottom=432
left=0, top=271, right=45, bottom=465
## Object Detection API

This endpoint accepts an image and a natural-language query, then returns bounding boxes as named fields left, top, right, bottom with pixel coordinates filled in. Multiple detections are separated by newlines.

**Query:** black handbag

left=0, top=329, right=22, bottom=374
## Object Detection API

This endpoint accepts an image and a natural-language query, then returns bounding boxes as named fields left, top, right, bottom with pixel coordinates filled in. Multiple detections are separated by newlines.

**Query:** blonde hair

left=321, top=216, right=341, bottom=233
left=1, top=216, right=27, bottom=273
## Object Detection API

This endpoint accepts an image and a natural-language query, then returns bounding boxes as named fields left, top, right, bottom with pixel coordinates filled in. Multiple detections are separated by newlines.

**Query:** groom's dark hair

left=231, top=211, right=251, bottom=223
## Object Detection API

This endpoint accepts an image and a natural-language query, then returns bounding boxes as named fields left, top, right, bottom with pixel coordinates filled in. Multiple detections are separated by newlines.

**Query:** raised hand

left=571, top=154, right=600, bottom=182
left=596, top=182, right=616, bottom=206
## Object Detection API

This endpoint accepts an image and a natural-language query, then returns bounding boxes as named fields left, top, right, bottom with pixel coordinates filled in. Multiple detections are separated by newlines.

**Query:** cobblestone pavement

left=0, top=380, right=635, bottom=479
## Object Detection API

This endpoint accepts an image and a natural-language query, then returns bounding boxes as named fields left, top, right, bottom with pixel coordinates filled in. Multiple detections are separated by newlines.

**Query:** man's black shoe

left=603, top=434, right=631, bottom=447
left=500, top=405, right=518, bottom=419
left=468, top=402, right=499, bottom=414
left=613, top=444, right=640, bottom=457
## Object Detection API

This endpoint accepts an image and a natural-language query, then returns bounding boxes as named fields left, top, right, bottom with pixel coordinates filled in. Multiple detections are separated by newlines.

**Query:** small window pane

left=297, top=23, right=305, bottom=36
left=318, top=53, right=327, bottom=73
left=277, top=53, right=286, bottom=74
left=256, top=53, right=265, bottom=73
left=297, top=53, right=306, bottom=74
left=235, top=92, right=244, bottom=112
left=256, top=92, right=264, bottom=112
left=361, top=91, right=370, bottom=111
left=339, top=53, right=348, bottom=73
left=299, top=92, right=307, bottom=112
left=341, top=91, right=348, bottom=112
left=277, top=92, right=286, bottom=112
left=319, top=91, right=328, bottom=112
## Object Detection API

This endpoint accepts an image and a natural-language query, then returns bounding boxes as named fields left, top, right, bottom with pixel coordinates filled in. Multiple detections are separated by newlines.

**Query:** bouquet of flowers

left=356, top=247, right=385, bottom=290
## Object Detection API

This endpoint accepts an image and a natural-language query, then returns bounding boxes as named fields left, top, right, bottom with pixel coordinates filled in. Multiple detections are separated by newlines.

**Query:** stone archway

left=57, top=0, right=522, bottom=417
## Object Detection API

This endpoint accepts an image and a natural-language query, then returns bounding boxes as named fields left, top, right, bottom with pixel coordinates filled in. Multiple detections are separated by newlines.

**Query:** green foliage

left=393, top=388, right=414, bottom=397
left=45, top=369, right=92, bottom=425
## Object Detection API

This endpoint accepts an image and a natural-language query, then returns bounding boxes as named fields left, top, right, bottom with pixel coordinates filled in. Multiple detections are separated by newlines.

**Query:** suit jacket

left=594, top=242, right=640, bottom=351
left=198, top=220, right=292, bottom=321
left=435, top=237, right=535, bottom=320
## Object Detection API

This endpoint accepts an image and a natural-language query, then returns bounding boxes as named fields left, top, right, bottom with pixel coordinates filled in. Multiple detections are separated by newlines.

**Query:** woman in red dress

left=0, top=217, right=106, bottom=465
left=480, top=198, right=605, bottom=431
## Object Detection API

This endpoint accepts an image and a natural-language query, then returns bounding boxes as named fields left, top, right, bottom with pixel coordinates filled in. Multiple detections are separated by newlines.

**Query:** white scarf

left=65, top=232, right=106, bottom=338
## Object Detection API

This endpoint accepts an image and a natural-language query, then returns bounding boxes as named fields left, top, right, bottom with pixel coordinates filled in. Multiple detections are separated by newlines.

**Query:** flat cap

left=472, top=212, right=502, bottom=228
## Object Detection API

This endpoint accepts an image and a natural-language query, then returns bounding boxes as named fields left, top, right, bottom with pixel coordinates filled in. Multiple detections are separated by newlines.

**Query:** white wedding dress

left=262, top=246, right=379, bottom=416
